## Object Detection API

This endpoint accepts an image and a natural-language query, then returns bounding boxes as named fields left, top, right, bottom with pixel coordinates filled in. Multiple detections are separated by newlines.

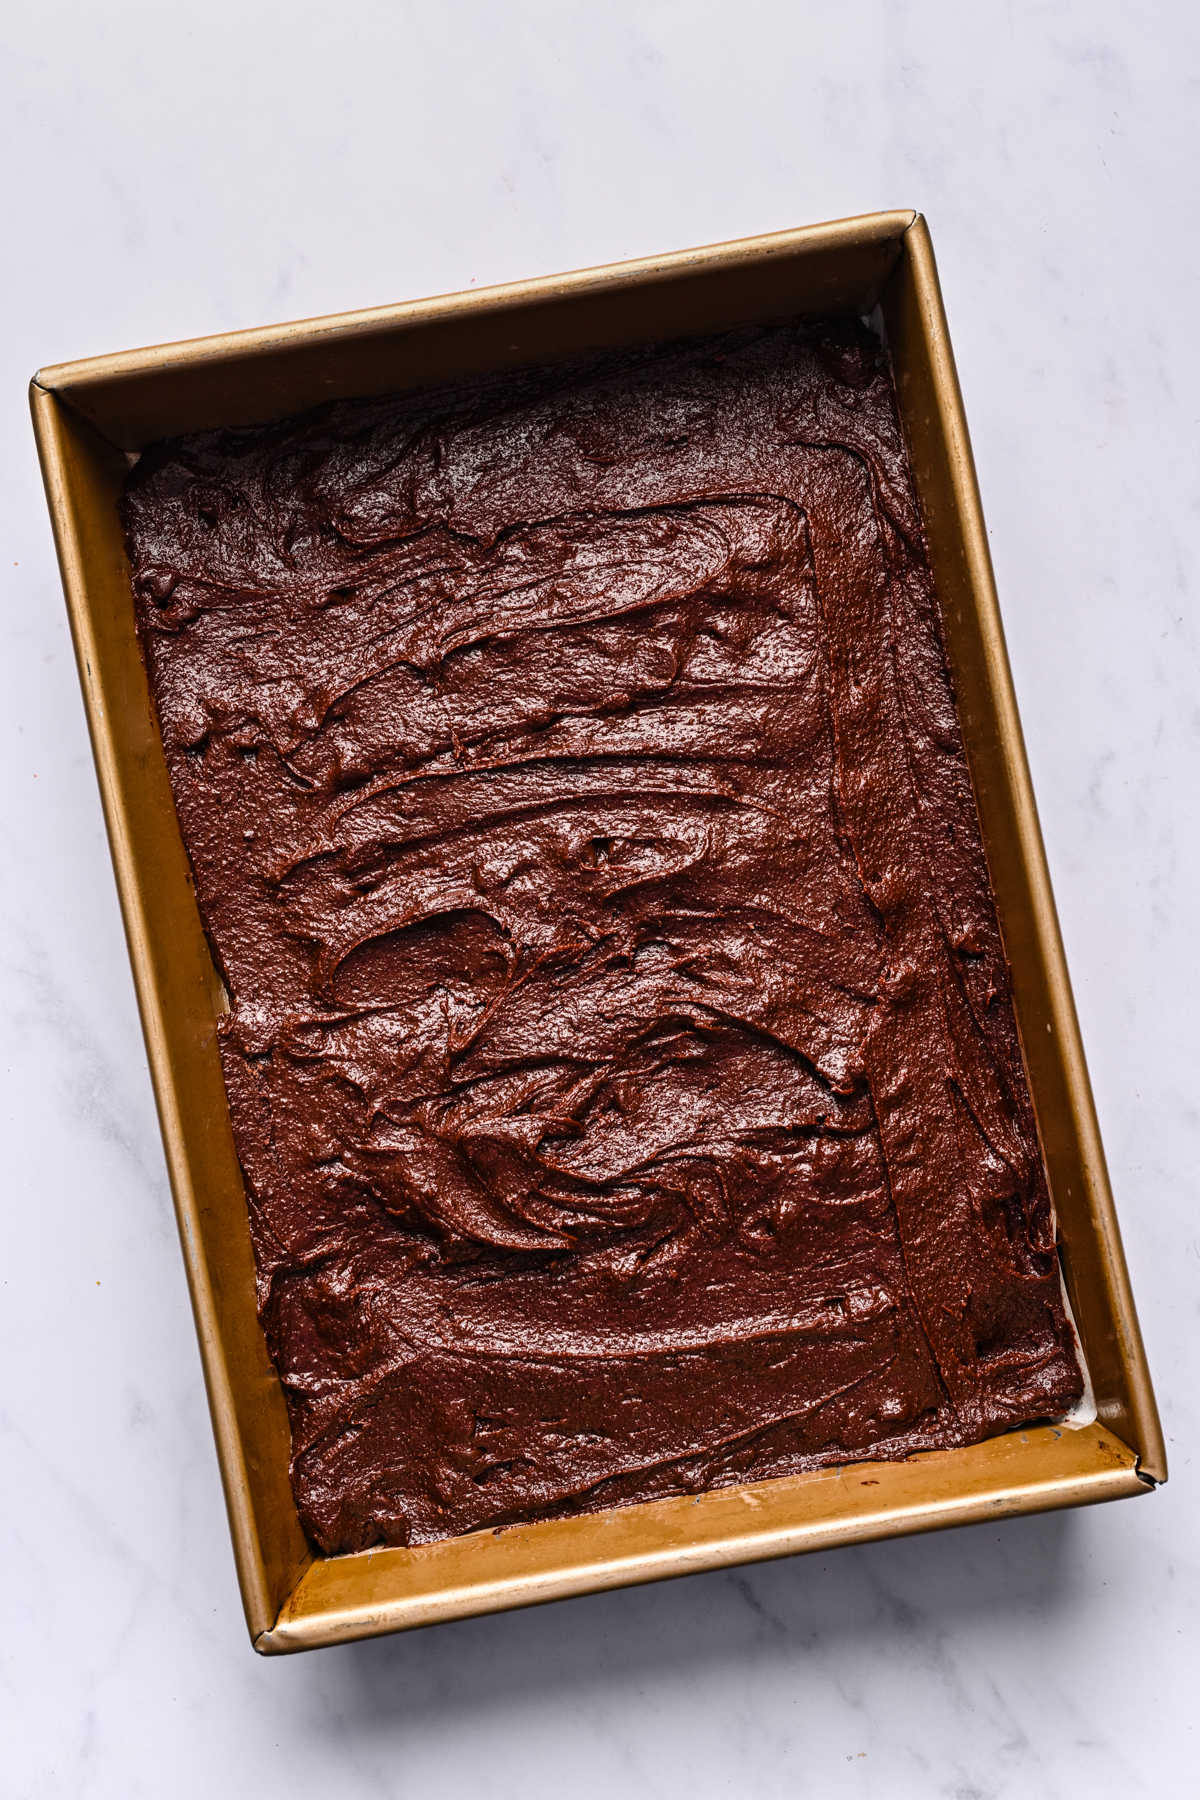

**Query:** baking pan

left=30, top=210, right=1164, bottom=1654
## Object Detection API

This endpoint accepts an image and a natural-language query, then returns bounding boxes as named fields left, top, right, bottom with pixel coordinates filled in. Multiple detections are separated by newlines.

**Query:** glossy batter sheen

left=123, top=321, right=1082, bottom=1554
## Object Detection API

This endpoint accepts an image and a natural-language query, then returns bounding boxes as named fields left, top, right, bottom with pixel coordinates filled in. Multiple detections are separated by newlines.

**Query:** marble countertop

left=2, top=4, right=1195, bottom=1794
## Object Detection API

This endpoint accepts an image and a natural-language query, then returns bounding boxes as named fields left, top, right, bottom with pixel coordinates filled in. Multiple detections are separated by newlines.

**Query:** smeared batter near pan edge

left=123, top=321, right=1082, bottom=1553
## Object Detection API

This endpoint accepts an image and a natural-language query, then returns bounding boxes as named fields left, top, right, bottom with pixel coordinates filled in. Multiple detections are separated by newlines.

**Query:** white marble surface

left=2, top=3, right=1196, bottom=1793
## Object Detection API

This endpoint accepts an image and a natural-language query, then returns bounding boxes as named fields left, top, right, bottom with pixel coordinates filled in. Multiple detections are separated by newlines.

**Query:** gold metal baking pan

left=30, top=210, right=1165, bottom=1655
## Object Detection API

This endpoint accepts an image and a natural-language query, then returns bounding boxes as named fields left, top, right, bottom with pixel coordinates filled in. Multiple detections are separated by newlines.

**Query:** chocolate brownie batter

left=123, top=321, right=1082, bottom=1554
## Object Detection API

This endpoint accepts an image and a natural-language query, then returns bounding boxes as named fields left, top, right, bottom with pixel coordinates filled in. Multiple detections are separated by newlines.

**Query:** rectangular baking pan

left=30, top=210, right=1164, bottom=1654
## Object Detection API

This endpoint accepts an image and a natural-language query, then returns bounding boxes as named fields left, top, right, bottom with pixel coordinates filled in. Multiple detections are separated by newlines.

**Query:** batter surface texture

left=123, top=322, right=1082, bottom=1553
